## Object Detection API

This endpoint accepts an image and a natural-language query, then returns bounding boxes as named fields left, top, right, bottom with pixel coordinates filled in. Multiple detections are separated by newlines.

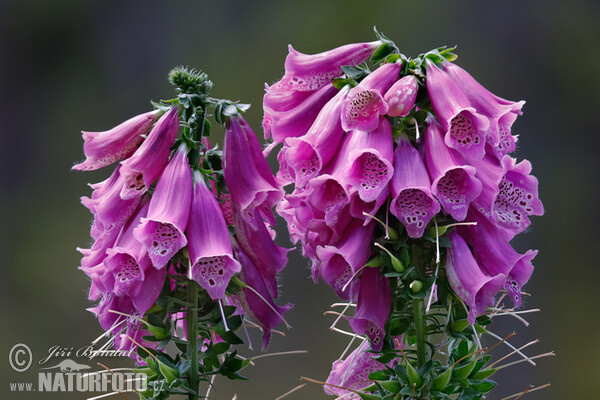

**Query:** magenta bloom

left=349, top=267, right=391, bottom=352
left=341, top=62, right=401, bottom=132
left=73, top=110, right=162, bottom=171
left=459, top=208, right=537, bottom=307
left=316, top=219, right=375, bottom=300
left=491, top=156, right=544, bottom=234
left=103, top=200, right=166, bottom=312
left=235, top=246, right=293, bottom=350
left=119, top=106, right=180, bottom=199
left=443, top=61, right=525, bottom=146
left=234, top=209, right=289, bottom=298
left=264, top=84, right=338, bottom=144
left=325, top=341, right=395, bottom=398
left=187, top=171, right=241, bottom=300
left=384, top=75, right=418, bottom=117
left=273, top=41, right=381, bottom=92
left=224, top=115, right=283, bottom=222
left=426, top=60, right=489, bottom=160
left=471, top=154, right=543, bottom=235
left=424, top=116, right=482, bottom=221
left=446, top=231, right=505, bottom=324
left=134, top=144, right=192, bottom=269
left=390, top=134, right=440, bottom=238
left=81, top=165, right=143, bottom=234
left=343, top=117, right=394, bottom=203
left=285, top=86, right=350, bottom=188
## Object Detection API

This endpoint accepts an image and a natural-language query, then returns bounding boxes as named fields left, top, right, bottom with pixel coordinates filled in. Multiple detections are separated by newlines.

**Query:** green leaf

left=358, top=392, right=382, bottom=400
left=341, top=65, right=369, bottom=81
left=380, top=380, right=402, bottom=393
left=471, top=379, right=496, bottom=393
left=470, top=368, right=497, bottom=380
left=332, top=78, right=350, bottom=90
left=453, top=360, right=477, bottom=379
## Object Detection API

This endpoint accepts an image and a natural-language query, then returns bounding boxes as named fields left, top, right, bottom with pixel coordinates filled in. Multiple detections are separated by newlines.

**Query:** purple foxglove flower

left=187, top=171, right=241, bottom=300
left=315, top=219, right=375, bottom=300
left=492, top=156, right=544, bottom=233
left=488, top=112, right=519, bottom=159
left=341, top=62, right=401, bottom=132
left=384, top=75, right=418, bottom=117
left=224, top=115, right=283, bottom=222
left=273, top=41, right=381, bottom=92
left=285, top=86, right=350, bottom=188
left=424, top=116, right=482, bottom=221
left=306, top=176, right=351, bottom=228
left=458, top=208, right=537, bottom=307
left=119, top=106, right=180, bottom=200
left=446, top=231, right=505, bottom=324
left=275, top=145, right=295, bottom=185
left=325, top=341, right=396, bottom=398
left=470, top=154, right=543, bottom=235
left=81, top=166, right=144, bottom=236
left=81, top=263, right=113, bottom=301
left=234, top=246, right=293, bottom=350
left=133, top=143, right=192, bottom=269
left=426, top=60, right=490, bottom=160
left=443, top=61, right=525, bottom=145
left=78, top=227, right=120, bottom=270
left=264, top=84, right=338, bottom=144
left=390, top=133, right=441, bottom=238
left=103, top=200, right=166, bottom=312
left=349, top=267, right=391, bottom=352
left=343, top=117, right=394, bottom=203
left=73, top=110, right=162, bottom=171
left=234, top=208, right=289, bottom=299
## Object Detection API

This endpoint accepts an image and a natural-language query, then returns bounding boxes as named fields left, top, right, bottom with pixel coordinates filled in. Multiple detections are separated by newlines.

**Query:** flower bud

left=410, top=280, right=423, bottom=293
left=384, top=75, right=418, bottom=117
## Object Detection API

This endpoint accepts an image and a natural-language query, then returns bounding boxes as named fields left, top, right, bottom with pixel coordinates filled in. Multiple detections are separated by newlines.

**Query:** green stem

left=187, top=280, right=199, bottom=400
left=413, top=298, right=426, bottom=369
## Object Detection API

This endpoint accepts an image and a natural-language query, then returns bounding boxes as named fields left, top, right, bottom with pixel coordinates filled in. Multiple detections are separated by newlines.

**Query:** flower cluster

left=75, top=70, right=292, bottom=377
left=266, top=38, right=543, bottom=397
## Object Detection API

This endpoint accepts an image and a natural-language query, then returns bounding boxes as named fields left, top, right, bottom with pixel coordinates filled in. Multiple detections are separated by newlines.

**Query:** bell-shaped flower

left=264, top=84, right=338, bottom=144
left=488, top=112, right=519, bottom=159
left=492, top=156, right=544, bottom=234
left=235, top=246, right=293, bottom=350
left=390, top=133, right=440, bottom=238
left=471, top=154, right=543, bottom=235
left=458, top=208, right=537, bottom=307
left=349, top=267, right=391, bottom=352
left=224, top=115, right=283, bottom=223
left=103, top=200, right=166, bottom=312
left=81, top=165, right=144, bottom=236
left=285, top=86, right=350, bottom=188
left=424, top=116, right=482, bottom=221
left=273, top=41, right=381, bottom=92
left=446, top=231, right=505, bottom=324
left=343, top=117, right=394, bottom=203
left=325, top=341, right=396, bottom=398
left=234, top=208, right=289, bottom=299
left=426, top=60, right=489, bottom=160
left=187, top=171, right=241, bottom=300
left=315, top=219, right=375, bottom=300
left=134, top=143, right=192, bottom=269
left=341, top=62, right=401, bottom=132
left=384, top=75, right=418, bottom=117
left=119, top=106, right=180, bottom=199
left=73, top=110, right=162, bottom=171
left=443, top=61, right=525, bottom=146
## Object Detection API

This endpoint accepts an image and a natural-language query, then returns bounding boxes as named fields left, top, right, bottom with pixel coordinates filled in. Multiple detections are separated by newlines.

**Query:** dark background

left=1, top=0, right=599, bottom=399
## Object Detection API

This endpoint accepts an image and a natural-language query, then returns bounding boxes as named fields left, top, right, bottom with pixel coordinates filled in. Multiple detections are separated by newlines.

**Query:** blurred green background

left=1, top=0, right=599, bottom=399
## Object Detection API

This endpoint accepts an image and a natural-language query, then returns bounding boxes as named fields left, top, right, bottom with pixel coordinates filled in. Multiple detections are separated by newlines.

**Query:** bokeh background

left=1, top=0, right=599, bottom=399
